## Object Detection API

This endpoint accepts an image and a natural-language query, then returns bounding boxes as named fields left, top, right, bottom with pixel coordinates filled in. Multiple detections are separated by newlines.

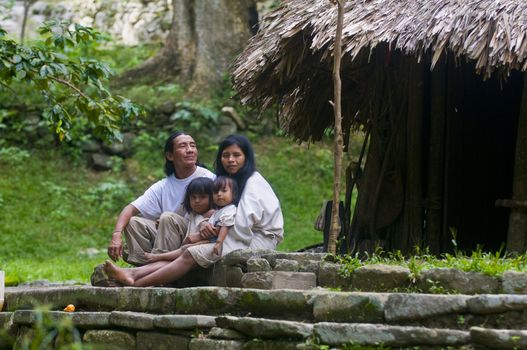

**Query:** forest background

left=0, top=0, right=359, bottom=284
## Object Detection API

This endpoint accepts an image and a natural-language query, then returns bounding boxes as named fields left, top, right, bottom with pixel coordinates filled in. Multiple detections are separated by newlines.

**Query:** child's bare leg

left=144, top=249, right=183, bottom=262
left=134, top=250, right=198, bottom=287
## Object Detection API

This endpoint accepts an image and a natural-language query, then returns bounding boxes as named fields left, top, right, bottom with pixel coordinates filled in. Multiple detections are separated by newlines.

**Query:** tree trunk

left=506, top=73, right=527, bottom=253
left=20, top=0, right=31, bottom=43
left=118, top=0, right=256, bottom=94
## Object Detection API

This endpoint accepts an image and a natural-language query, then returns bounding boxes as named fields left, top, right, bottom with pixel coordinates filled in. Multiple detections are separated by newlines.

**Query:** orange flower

left=63, top=304, right=75, bottom=312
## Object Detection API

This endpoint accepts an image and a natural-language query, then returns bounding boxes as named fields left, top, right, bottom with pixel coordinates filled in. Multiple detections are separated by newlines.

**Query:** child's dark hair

left=213, top=176, right=239, bottom=206
left=183, top=177, right=214, bottom=213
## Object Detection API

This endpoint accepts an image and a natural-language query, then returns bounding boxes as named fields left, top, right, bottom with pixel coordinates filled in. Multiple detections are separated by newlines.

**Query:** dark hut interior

left=345, top=48, right=522, bottom=254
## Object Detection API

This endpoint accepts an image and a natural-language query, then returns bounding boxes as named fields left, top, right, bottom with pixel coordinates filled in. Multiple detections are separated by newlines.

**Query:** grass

left=336, top=246, right=527, bottom=282
left=0, top=135, right=336, bottom=284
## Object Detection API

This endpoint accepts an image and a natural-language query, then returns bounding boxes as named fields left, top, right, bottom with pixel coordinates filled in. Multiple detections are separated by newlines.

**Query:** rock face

left=1, top=0, right=172, bottom=45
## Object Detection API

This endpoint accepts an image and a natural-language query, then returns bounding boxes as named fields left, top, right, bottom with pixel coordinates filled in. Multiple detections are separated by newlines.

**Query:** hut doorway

left=443, top=66, right=522, bottom=252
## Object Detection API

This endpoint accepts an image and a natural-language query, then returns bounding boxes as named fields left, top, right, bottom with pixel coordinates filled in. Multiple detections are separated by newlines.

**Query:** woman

left=104, top=134, right=284, bottom=287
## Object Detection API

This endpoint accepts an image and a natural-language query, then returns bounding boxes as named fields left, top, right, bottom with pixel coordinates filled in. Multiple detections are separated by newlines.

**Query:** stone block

left=208, top=327, right=246, bottom=340
left=189, top=338, right=244, bottom=350
left=466, top=295, right=527, bottom=314
left=352, top=264, right=410, bottom=292
left=298, top=260, right=321, bottom=273
left=5, top=286, right=120, bottom=312
left=136, top=331, right=189, bottom=350
left=225, top=266, right=244, bottom=288
left=274, top=259, right=299, bottom=272
left=312, top=292, right=387, bottom=323
left=109, top=311, right=155, bottom=330
left=417, top=268, right=499, bottom=294
left=242, top=339, right=300, bottom=349
left=175, top=287, right=312, bottom=321
left=384, top=293, right=469, bottom=321
left=241, top=272, right=273, bottom=289
left=83, top=330, right=136, bottom=350
left=318, top=262, right=350, bottom=289
left=221, top=249, right=276, bottom=266
left=12, top=310, right=111, bottom=328
left=154, top=314, right=216, bottom=329
left=216, top=316, right=313, bottom=339
left=502, top=271, right=527, bottom=294
left=116, top=287, right=178, bottom=313
left=263, top=252, right=329, bottom=267
left=314, top=323, right=469, bottom=347
left=271, top=271, right=316, bottom=290
left=247, top=258, right=272, bottom=272
left=471, top=327, right=527, bottom=349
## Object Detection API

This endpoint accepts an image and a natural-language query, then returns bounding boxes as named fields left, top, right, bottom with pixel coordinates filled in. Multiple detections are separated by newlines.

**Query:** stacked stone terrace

left=1, top=249, right=527, bottom=349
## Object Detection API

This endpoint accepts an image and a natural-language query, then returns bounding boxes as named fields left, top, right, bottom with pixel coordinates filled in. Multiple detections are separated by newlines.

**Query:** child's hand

left=144, top=252, right=159, bottom=263
left=203, top=209, right=215, bottom=219
left=212, top=241, right=223, bottom=256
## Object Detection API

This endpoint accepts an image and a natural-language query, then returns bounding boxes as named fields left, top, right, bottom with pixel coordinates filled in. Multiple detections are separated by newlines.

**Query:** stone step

left=4, top=309, right=527, bottom=349
left=5, top=286, right=527, bottom=329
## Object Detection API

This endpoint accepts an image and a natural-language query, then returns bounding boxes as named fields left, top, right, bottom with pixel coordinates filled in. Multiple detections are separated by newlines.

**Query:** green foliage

left=0, top=145, right=30, bottom=163
left=255, top=137, right=336, bottom=251
left=0, top=21, right=144, bottom=142
left=115, top=82, right=183, bottom=110
left=1, top=306, right=83, bottom=349
left=83, top=180, right=133, bottom=212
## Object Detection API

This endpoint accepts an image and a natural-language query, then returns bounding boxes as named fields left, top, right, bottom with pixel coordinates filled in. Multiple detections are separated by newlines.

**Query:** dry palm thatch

left=232, top=0, right=527, bottom=142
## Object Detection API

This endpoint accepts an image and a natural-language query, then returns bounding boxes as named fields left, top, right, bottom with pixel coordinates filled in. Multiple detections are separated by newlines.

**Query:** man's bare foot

left=143, top=252, right=159, bottom=263
left=103, top=260, right=134, bottom=286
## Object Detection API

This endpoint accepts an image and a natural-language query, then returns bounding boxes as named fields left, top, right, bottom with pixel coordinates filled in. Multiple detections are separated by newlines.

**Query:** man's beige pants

left=123, top=212, right=188, bottom=266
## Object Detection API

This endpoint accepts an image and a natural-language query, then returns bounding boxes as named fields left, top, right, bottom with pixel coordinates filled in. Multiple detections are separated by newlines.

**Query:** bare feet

left=144, top=252, right=160, bottom=263
left=104, top=260, right=134, bottom=286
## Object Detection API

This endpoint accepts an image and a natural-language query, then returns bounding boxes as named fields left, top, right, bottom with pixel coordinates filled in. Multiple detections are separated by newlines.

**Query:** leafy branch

left=0, top=20, right=145, bottom=142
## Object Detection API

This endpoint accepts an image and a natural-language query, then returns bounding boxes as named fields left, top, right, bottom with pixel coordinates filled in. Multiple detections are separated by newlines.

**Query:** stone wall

left=182, top=249, right=527, bottom=295
left=0, top=0, right=171, bottom=45
left=3, top=250, right=527, bottom=348
left=2, top=286, right=527, bottom=349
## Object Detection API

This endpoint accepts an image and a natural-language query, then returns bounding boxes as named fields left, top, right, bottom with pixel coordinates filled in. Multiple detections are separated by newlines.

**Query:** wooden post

left=328, top=0, right=345, bottom=254
left=506, top=73, right=527, bottom=253
left=402, top=57, right=425, bottom=251
left=425, top=58, right=446, bottom=254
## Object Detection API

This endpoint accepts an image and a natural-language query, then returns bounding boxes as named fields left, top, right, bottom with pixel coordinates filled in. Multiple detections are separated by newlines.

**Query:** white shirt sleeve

left=131, top=180, right=164, bottom=220
left=232, top=172, right=284, bottom=245
left=216, top=204, right=236, bottom=227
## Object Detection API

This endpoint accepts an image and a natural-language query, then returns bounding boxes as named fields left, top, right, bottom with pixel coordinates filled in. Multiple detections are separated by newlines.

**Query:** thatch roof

left=232, top=0, right=527, bottom=142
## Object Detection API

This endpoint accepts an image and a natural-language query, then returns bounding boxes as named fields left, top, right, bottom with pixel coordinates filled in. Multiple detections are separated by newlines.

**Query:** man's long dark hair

left=214, top=134, right=256, bottom=205
left=164, top=131, right=186, bottom=176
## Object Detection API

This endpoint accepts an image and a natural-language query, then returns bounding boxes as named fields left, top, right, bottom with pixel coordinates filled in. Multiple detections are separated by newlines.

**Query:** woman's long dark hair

left=164, top=131, right=186, bottom=176
left=214, top=134, right=255, bottom=204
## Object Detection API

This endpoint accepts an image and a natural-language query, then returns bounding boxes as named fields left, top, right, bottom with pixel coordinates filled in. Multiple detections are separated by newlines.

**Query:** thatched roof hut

left=233, top=0, right=527, bottom=254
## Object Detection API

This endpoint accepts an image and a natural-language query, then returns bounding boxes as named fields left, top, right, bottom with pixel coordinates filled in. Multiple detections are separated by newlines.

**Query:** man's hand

left=108, top=232, right=123, bottom=262
left=199, top=222, right=219, bottom=240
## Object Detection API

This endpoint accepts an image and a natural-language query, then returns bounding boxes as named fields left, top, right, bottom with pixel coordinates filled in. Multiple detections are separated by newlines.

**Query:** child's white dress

left=187, top=204, right=236, bottom=267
